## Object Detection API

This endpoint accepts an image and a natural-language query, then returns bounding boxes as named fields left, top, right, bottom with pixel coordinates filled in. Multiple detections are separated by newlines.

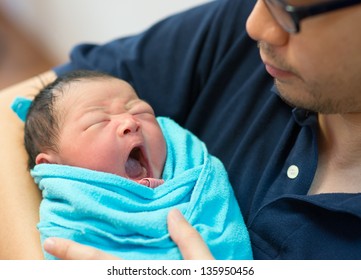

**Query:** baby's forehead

left=57, top=78, right=139, bottom=114
left=64, top=77, right=133, bottom=97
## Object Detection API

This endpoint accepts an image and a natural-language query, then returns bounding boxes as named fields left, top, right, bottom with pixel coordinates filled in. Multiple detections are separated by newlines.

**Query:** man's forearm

left=0, top=71, right=56, bottom=259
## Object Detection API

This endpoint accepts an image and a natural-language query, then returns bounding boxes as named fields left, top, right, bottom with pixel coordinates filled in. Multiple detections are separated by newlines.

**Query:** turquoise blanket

left=32, top=117, right=252, bottom=260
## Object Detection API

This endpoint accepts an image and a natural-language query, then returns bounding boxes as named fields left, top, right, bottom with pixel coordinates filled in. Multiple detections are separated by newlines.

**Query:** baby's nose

left=117, top=114, right=140, bottom=136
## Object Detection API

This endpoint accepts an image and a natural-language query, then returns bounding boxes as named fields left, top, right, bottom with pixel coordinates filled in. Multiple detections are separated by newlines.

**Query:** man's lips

left=259, top=46, right=295, bottom=80
left=264, top=63, right=294, bottom=80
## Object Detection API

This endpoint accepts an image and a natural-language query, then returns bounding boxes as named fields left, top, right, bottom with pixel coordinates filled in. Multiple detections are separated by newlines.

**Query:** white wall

left=0, top=0, right=210, bottom=64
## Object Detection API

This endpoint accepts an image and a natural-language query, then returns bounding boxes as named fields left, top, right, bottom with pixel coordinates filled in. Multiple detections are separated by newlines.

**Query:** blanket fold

left=32, top=117, right=252, bottom=260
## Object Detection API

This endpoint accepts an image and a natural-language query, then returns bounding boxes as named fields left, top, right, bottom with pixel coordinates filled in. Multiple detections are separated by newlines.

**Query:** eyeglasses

left=263, top=0, right=361, bottom=33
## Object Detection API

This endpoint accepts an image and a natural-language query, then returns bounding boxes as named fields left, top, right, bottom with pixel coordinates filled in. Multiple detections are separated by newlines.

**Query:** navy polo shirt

left=54, top=0, right=361, bottom=259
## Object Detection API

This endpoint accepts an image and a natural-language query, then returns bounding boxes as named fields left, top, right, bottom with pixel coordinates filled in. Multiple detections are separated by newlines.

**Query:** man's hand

left=167, top=208, right=214, bottom=260
left=44, top=238, right=120, bottom=260
left=44, top=208, right=214, bottom=260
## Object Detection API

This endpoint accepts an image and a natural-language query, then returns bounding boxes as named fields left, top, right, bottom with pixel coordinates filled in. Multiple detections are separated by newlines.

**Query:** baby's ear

left=35, top=152, right=57, bottom=165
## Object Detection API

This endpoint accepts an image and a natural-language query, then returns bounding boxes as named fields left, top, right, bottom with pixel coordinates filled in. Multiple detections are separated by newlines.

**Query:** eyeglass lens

left=264, top=0, right=297, bottom=33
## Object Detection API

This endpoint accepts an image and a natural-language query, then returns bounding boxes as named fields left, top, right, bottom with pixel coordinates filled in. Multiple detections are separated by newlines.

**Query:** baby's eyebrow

left=124, top=98, right=144, bottom=109
left=84, top=105, right=106, bottom=112
left=76, top=106, right=107, bottom=122
left=79, top=106, right=108, bottom=117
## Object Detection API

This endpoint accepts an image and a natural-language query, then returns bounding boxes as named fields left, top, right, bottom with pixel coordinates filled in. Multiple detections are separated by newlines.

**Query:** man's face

left=246, top=0, right=361, bottom=114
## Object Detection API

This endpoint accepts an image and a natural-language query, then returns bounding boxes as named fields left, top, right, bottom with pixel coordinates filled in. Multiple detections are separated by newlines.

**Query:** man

left=45, top=0, right=361, bottom=259
left=1, top=0, right=361, bottom=259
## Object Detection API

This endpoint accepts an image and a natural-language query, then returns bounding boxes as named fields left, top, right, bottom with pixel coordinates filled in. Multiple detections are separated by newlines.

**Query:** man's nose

left=246, top=0, right=289, bottom=47
left=116, top=114, right=140, bottom=136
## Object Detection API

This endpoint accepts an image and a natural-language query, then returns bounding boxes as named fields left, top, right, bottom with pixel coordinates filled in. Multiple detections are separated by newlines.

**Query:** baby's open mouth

left=125, top=147, right=149, bottom=180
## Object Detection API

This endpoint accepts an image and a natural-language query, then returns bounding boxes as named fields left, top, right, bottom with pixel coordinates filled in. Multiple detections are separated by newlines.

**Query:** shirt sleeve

left=54, top=0, right=253, bottom=124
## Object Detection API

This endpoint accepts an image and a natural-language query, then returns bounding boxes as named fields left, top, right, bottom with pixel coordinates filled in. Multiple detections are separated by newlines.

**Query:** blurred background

left=0, top=0, right=209, bottom=90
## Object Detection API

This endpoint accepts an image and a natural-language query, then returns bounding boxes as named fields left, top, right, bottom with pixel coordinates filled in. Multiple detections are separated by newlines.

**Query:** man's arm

left=0, top=70, right=56, bottom=259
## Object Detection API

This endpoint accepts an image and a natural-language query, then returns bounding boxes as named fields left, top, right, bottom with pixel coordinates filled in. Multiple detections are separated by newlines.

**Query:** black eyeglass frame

left=264, top=0, right=361, bottom=33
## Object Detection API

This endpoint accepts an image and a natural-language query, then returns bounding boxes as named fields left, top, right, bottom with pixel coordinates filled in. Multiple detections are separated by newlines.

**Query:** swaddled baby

left=14, top=70, right=252, bottom=260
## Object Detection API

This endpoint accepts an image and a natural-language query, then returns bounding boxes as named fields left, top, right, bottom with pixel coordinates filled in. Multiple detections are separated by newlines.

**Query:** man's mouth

left=125, top=147, right=149, bottom=180
left=264, top=63, right=294, bottom=80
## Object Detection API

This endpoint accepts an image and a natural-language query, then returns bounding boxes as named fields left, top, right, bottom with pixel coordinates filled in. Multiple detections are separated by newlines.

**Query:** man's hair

left=24, top=70, right=114, bottom=170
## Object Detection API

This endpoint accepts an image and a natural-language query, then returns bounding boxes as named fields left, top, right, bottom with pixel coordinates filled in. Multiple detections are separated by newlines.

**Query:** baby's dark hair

left=24, top=70, right=115, bottom=170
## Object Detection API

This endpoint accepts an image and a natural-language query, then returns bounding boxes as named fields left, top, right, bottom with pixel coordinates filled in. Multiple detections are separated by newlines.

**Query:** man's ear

left=35, top=152, right=58, bottom=165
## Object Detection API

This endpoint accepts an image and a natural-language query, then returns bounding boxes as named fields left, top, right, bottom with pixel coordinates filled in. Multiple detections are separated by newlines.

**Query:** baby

left=25, top=70, right=165, bottom=189
left=16, top=70, right=252, bottom=260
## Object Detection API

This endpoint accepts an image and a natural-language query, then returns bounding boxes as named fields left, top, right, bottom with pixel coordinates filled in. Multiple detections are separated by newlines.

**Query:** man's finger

left=167, top=208, right=214, bottom=260
left=43, top=237, right=120, bottom=260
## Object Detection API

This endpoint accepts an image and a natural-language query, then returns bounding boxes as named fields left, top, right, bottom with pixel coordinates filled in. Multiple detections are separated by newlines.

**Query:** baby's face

left=47, top=78, right=166, bottom=181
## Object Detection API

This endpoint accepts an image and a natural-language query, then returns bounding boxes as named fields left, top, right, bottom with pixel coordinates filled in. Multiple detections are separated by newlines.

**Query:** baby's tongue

left=125, top=157, right=145, bottom=179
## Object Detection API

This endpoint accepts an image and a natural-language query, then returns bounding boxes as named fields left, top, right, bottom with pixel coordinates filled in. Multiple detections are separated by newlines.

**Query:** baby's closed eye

left=83, top=114, right=110, bottom=131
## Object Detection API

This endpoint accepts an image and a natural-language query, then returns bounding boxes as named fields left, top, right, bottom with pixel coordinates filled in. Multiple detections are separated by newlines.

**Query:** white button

left=287, top=165, right=299, bottom=179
